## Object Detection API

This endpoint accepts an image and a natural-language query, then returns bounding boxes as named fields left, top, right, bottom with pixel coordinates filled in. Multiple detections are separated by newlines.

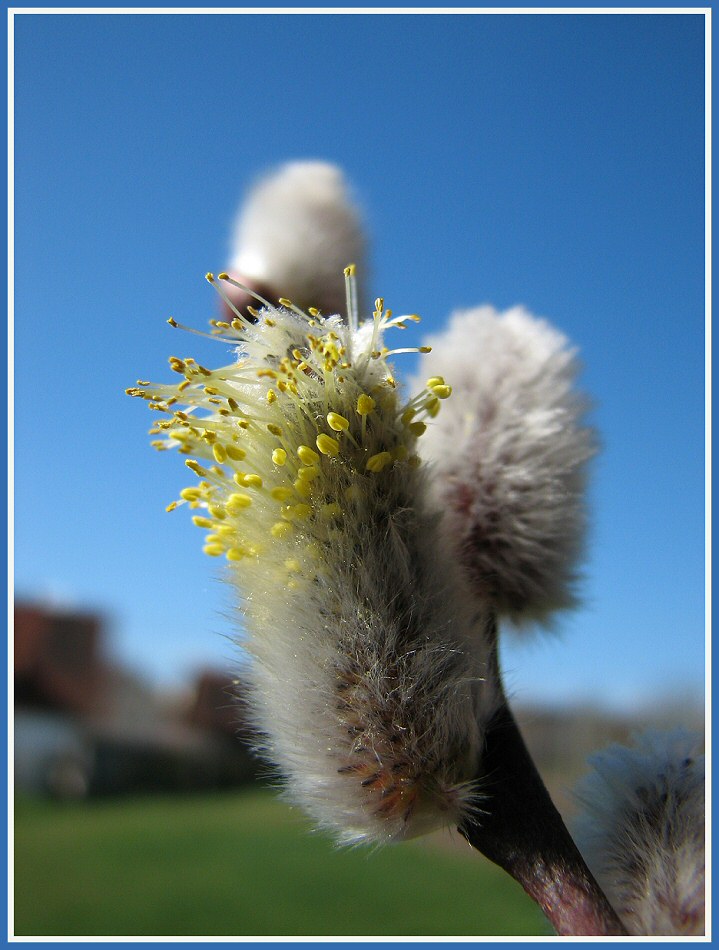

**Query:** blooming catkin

left=227, top=161, right=367, bottom=317
left=572, top=730, right=705, bottom=936
left=416, top=305, right=596, bottom=627
left=129, top=271, right=498, bottom=844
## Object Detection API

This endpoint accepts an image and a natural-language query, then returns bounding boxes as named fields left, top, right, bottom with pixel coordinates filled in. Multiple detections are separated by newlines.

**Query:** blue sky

left=12, top=10, right=706, bottom=714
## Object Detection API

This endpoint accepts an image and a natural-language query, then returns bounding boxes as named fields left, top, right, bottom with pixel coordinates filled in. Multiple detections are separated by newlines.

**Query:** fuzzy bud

left=416, top=305, right=596, bottom=627
left=226, top=161, right=367, bottom=318
left=131, top=275, right=499, bottom=844
left=572, top=729, right=705, bottom=936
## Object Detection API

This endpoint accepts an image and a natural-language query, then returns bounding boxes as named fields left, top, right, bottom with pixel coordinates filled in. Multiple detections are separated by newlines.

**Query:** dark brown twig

left=459, top=622, right=628, bottom=936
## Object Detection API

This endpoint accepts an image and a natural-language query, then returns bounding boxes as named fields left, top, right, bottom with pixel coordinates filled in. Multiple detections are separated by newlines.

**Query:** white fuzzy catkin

left=572, top=729, right=705, bottom=936
left=130, top=275, right=498, bottom=844
left=415, top=305, right=596, bottom=626
left=228, top=161, right=367, bottom=317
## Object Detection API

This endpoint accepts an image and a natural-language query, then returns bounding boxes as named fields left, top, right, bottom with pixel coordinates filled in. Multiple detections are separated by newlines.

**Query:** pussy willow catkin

left=129, top=269, right=498, bottom=844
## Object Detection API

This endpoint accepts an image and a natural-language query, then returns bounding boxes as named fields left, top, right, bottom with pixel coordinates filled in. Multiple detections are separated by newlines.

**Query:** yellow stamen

left=298, top=445, right=320, bottom=466
left=192, top=516, right=214, bottom=529
left=366, top=451, right=393, bottom=473
left=271, top=522, right=293, bottom=539
left=356, top=394, right=375, bottom=415
left=226, top=493, right=252, bottom=511
left=431, top=384, right=452, bottom=399
left=327, top=412, right=350, bottom=432
left=316, top=434, right=340, bottom=457
left=297, top=465, right=319, bottom=482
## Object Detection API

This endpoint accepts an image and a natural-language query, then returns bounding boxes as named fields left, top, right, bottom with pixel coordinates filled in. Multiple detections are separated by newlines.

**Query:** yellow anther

left=431, top=384, right=452, bottom=399
left=226, top=547, right=247, bottom=562
left=271, top=521, right=293, bottom=539
left=227, top=493, right=252, bottom=511
left=356, top=394, right=375, bottom=415
left=285, top=558, right=302, bottom=573
left=297, top=445, right=320, bottom=466
left=212, top=443, right=227, bottom=463
left=267, top=389, right=277, bottom=404
left=401, top=407, right=416, bottom=426
left=205, top=272, right=215, bottom=283
left=217, top=272, right=229, bottom=280
left=169, top=429, right=189, bottom=441
left=205, top=534, right=222, bottom=545
left=374, top=297, right=384, bottom=313
left=272, top=448, right=287, bottom=466
left=344, top=263, right=356, bottom=276
left=166, top=501, right=178, bottom=512
left=216, top=524, right=235, bottom=538
left=185, top=459, right=206, bottom=476
left=167, top=317, right=178, bottom=327
left=293, top=479, right=311, bottom=498
left=282, top=503, right=312, bottom=522
left=192, top=516, right=214, bottom=529
left=308, top=307, right=320, bottom=317
left=278, top=297, right=292, bottom=308
left=316, top=433, right=340, bottom=457
left=271, top=487, right=294, bottom=502
left=297, top=465, right=319, bottom=482
left=409, top=421, right=427, bottom=437
left=180, top=487, right=201, bottom=502
left=419, top=346, right=432, bottom=353
left=327, top=412, right=350, bottom=432
left=242, top=474, right=263, bottom=489
left=426, top=396, right=440, bottom=418
left=203, top=545, right=224, bottom=557
left=320, top=502, right=342, bottom=520
left=267, top=424, right=283, bottom=437
left=209, top=505, right=226, bottom=520
left=426, top=376, right=445, bottom=389
left=366, top=451, right=393, bottom=473
left=344, top=484, right=362, bottom=502
left=237, top=420, right=250, bottom=429
left=226, top=445, right=246, bottom=461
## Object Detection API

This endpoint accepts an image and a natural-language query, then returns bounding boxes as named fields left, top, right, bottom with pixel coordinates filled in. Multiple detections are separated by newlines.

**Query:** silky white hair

left=228, top=160, right=367, bottom=316
left=415, top=305, right=596, bottom=627
left=572, top=729, right=705, bottom=936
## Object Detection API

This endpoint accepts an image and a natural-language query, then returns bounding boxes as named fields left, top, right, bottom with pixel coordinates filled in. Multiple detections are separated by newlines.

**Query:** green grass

left=14, top=788, right=550, bottom=938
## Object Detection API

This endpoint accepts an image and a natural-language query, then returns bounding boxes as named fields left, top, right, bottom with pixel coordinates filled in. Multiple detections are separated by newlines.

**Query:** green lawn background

left=14, top=789, right=549, bottom=938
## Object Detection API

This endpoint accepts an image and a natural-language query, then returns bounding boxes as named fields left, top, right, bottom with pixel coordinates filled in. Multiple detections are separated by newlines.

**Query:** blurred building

left=13, top=601, right=260, bottom=799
